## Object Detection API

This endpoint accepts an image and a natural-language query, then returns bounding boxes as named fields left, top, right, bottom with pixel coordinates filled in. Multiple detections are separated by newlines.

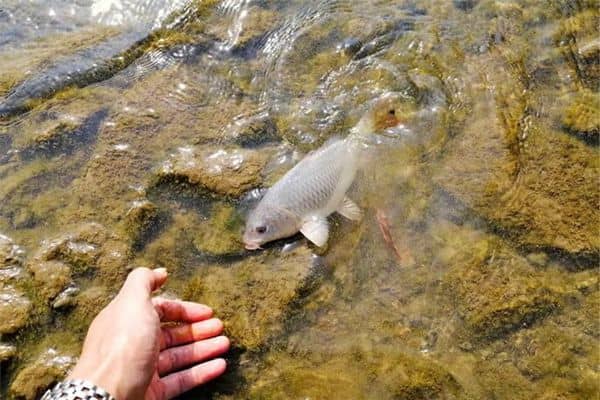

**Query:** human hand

left=68, top=267, right=230, bottom=400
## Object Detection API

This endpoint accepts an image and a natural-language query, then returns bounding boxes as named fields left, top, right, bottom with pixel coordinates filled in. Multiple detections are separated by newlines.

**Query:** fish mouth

left=244, top=241, right=263, bottom=250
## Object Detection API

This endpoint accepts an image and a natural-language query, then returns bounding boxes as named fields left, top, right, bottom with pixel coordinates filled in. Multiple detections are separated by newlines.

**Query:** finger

left=121, top=267, right=168, bottom=298
left=160, top=318, right=224, bottom=350
left=162, top=358, right=227, bottom=399
left=158, top=335, right=230, bottom=375
left=153, top=298, right=213, bottom=322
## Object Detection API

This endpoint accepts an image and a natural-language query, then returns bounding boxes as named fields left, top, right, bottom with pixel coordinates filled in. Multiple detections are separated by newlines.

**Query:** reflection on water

left=0, top=0, right=598, bottom=399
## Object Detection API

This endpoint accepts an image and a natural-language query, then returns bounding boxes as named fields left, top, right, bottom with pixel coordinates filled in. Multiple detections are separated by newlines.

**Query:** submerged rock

left=9, top=348, right=76, bottom=400
left=434, top=53, right=599, bottom=260
left=52, top=286, right=81, bottom=310
left=0, top=285, right=32, bottom=334
left=123, top=199, right=163, bottom=249
left=439, top=223, right=563, bottom=341
left=223, top=111, right=279, bottom=148
left=154, top=145, right=270, bottom=198
left=192, top=203, right=245, bottom=256
left=0, top=31, right=146, bottom=118
left=250, top=347, right=464, bottom=399
left=66, top=285, right=112, bottom=332
left=31, top=222, right=130, bottom=284
left=183, top=245, right=320, bottom=350
left=561, top=88, right=599, bottom=140
left=0, top=342, right=17, bottom=362
left=27, top=260, right=72, bottom=302
left=0, top=233, right=25, bottom=268
left=16, top=108, right=108, bottom=160
left=0, top=233, right=26, bottom=283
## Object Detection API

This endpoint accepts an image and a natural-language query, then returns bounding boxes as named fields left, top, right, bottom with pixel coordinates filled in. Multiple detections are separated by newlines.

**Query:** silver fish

left=243, top=95, right=401, bottom=249
left=243, top=136, right=363, bottom=249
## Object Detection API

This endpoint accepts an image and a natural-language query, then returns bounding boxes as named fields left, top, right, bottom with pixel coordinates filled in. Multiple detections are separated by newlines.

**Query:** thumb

left=121, top=267, right=168, bottom=297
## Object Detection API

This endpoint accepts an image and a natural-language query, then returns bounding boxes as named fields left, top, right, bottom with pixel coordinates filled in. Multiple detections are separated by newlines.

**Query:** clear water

left=0, top=1, right=598, bottom=399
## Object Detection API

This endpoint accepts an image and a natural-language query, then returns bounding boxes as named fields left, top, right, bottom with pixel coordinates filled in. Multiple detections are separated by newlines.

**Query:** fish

left=243, top=95, right=401, bottom=250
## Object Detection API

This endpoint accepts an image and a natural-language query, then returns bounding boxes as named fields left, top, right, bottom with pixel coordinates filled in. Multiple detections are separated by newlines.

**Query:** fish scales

left=263, top=139, right=353, bottom=216
left=243, top=137, right=361, bottom=249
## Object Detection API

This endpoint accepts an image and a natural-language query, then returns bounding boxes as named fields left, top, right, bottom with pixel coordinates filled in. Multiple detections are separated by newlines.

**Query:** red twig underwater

left=376, top=209, right=415, bottom=267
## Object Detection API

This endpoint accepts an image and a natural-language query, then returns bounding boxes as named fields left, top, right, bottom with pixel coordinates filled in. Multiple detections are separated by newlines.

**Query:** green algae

left=250, top=347, right=465, bottom=400
left=193, top=203, right=244, bottom=256
left=8, top=333, right=80, bottom=400
left=180, top=245, right=318, bottom=351
left=561, top=88, right=600, bottom=138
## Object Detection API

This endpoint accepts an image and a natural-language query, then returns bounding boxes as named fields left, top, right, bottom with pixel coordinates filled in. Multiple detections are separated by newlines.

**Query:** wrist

left=68, top=357, right=124, bottom=400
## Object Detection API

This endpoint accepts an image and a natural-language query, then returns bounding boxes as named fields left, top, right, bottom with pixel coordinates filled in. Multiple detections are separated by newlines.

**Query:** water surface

left=0, top=0, right=598, bottom=399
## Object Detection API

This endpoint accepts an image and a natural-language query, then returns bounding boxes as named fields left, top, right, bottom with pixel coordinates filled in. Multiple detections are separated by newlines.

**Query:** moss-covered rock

left=553, top=8, right=600, bottom=88
left=0, top=285, right=32, bottom=334
left=0, top=233, right=25, bottom=268
left=434, top=52, right=599, bottom=259
left=52, top=286, right=81, bottom=310
left=154, top=145, right=269, bottom=198
left=208, top=6, right=279, bottom=50
left=181, top=246, right=319, bottom=351
left=439, top=222, right=564, bottom=341
left=0, top=343, right=17, bottom=362
left=122, top=199, right=163, bottom=249
left=26, top=260, right=72, bottom=303
left=0, top=233, right=27, bottom=284
left=30, top=223, right=130, bottom=285
left=9, top=348, right=76, bottom=400
left=193, top=203, right=245, bottom=256
left=561, top=88, right=599, bottom=139
left=250, top=347, right=464, bottom=399
left=15, top=109, right=108, bottom=160
left=64, top=286, right=112, bottom=334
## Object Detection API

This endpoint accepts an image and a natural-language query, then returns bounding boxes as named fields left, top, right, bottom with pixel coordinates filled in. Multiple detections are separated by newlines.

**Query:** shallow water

left=0, top=0, right=598, bottom=399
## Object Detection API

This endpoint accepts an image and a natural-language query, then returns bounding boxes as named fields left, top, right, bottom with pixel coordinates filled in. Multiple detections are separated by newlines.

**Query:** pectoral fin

left=337, top=196, right=362, bottom=221
left=300, top=216, right=329, bottom=247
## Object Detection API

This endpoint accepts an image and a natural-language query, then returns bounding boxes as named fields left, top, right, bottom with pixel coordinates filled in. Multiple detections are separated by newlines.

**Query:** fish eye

left=388, top=109, right=395, bottom=116
left=256, top=226, right=267, bottom=234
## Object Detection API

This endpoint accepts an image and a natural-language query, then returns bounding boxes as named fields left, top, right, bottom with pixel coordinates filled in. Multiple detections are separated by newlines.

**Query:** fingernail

left=154, top=267, right=168, bottom=278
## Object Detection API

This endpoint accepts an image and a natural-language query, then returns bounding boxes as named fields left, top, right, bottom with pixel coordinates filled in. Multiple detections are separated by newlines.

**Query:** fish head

left=354, top=93, right=404, bottom=135
left=372, top=96, right=402, bottom=131
left=243, top=205, right=299, bottom=250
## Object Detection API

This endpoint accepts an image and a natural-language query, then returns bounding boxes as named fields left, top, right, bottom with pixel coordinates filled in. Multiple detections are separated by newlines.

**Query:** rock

left=154, top=145, right=270, bottom=198
left=209, top=6, right=279, bottom=50
left=433, top=52, right=599, bottom=259
left=0, top=233, right=25, bottom=268
left=561, top=88, right=599, bottom=140
left=439, top=223, right=563, bottom=341
left=52, top=286, right=81, bottom=310
left=250, top=347, right=463, bottom=399
left=182, top=246, right=321, bottom=350
left=32, top=222, right=130, bottom=284
left=0, top=233, right=26, bottom=284
left=9, top=348, right=76, bottom=400
left=577, top=37, right=600, bottom=86
left=123, top=199, right=163, bottom=249
left=27, top=260, right=72, bottom=302
left=0, top=285, right=32, bottom=334
left=16, top=109, right=108, bottom=160
left=224, top=112, right=279, bottom=147
left=553, top=9, right=600, bottom=88
left=0, top=342, right=17, bottom=362
left=192, top=203, right=245, bottom=256
left=66, top=286, right=111, bottom=332
left=453, top=0, right=478, bottom=12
